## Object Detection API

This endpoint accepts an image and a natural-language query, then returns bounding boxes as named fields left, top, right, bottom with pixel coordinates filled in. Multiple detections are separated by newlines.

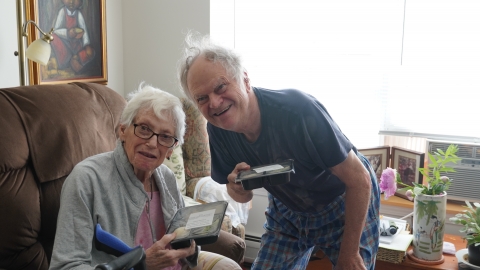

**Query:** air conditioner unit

left=426, top=140, right=480, bottom=202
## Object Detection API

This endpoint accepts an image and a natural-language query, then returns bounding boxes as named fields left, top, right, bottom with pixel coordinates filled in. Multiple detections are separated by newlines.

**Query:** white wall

left=0, top=0, right=21, bottom=89
left=0, top=0, right=210, bottom=98
left=105, top=0, right=125, bottom=96
left=122, top=0, right=209, bottom=97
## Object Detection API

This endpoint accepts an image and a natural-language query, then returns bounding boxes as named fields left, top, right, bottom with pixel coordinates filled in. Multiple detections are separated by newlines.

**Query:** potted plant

left=378, top=144, right=461, bottom=262
left=449, top=201, right=480, bottom=266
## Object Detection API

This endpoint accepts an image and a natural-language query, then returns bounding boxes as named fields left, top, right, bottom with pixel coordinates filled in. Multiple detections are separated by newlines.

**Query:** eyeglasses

left=133, top=124, right=178, bottom=148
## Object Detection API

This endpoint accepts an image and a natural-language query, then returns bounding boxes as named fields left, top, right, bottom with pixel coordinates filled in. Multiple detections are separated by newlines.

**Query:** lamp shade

left=25, top=38, right=51, bottom=65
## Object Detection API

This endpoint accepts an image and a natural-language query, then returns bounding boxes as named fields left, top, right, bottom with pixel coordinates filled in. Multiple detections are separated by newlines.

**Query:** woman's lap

left=185, top=251, right=242, bottom=270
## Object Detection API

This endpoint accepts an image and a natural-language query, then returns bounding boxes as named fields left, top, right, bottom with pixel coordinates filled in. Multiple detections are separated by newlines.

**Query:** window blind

left=211, top=0, right=480, bottom=147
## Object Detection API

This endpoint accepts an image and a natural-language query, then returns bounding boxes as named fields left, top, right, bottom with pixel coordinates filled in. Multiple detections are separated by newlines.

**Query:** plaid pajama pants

left=251, top=153, right=380, bottom=270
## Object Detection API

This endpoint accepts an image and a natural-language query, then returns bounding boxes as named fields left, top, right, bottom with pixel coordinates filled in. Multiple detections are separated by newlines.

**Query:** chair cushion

left=181, top=99, right=211, bottom=182
left=0, top=82, right=125, bottom=183
left=163, top=145, right=186, bottom=195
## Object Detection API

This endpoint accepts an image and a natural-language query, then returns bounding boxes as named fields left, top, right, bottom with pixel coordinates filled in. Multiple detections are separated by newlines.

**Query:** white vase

left=412, top=192, right=447, bottom=261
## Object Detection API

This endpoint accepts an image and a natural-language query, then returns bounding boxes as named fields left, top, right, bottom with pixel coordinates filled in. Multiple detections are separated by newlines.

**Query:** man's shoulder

left=255, top=87, right=312, bottom=101
left=254, top=87, right=322, bottom=115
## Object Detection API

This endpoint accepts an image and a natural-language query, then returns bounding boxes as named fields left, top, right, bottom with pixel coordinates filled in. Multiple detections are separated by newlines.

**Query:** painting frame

left=25, top=0, right=107, bottom=85
left=391, top=146, right=425, bottom=200
left=358, top=146, right=391, bottom=183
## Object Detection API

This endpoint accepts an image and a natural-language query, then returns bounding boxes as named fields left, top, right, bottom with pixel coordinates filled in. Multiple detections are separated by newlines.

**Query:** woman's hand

left=226, top=162, right=253, bottom=203
left=145, top=232, right=196, bottom=269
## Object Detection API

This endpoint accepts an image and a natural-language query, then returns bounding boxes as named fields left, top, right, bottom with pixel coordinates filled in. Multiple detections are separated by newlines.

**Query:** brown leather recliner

left=0, top=82, right=126, bottom=269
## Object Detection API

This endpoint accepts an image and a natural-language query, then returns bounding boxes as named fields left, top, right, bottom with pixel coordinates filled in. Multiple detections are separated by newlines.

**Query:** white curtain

left=211, top=0, right=480, bottom=148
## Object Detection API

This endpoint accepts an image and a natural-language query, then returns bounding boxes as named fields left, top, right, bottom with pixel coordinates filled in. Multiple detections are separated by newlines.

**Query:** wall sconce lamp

left=22, top=21, right=54, bottom=65
left=15, top=0, right=54, bottom=86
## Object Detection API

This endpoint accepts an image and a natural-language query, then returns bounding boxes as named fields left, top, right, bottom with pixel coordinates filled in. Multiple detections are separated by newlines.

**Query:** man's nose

left=209, top=94, right=223, bottom=108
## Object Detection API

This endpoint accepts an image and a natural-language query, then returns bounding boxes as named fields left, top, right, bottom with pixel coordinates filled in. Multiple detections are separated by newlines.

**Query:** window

left=384, top=0, right=480, bottom=141
left=211, top=0, right=480, bottom=148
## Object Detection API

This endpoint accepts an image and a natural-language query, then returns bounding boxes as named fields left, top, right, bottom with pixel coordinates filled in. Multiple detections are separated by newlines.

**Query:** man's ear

left=243, top=71, right=251, bottom=91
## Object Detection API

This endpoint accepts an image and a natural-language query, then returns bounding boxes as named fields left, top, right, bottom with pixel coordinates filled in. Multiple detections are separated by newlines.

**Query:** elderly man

left=177, top=32, right=380, bottom=270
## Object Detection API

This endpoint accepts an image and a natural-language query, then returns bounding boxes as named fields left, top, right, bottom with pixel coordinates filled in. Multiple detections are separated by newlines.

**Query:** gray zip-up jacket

left=49, top=142, right=197, bottom=269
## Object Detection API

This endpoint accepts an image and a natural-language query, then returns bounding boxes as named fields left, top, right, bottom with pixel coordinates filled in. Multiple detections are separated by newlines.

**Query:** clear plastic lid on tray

left=165, top=201, right=228, bottom=249
left=235, top=159, right=295, bottom=190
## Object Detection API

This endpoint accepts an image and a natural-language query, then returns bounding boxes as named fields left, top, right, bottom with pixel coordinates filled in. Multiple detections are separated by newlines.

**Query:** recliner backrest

left=0, top=82, right=126, bottom=270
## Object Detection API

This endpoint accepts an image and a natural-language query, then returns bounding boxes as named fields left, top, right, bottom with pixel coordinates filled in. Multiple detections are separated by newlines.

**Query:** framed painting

left=391, top=146, right=425, bottom=200
left=25, top=0, right=107, bottom=85
left=358, top=146, right=391, bottom=183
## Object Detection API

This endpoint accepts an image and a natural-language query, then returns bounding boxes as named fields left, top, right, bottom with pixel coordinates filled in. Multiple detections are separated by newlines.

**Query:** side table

left=306, top=234, right=466, bottom=270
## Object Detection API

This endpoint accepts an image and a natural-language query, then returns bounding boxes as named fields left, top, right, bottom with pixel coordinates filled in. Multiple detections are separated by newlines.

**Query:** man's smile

left=213, top=104, right=232, bottom=116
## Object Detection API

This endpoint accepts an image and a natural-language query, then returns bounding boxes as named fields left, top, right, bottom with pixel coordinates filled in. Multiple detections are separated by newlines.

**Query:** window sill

left=380, top=194, right=466, bottom=215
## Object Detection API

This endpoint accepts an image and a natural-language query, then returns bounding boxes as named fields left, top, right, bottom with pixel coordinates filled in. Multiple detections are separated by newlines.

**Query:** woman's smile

left=138, top=150, right=157, bottom=159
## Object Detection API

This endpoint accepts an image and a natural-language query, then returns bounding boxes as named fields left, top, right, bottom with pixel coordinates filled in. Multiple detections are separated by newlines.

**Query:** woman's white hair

left=177, top=30, right=246, bottom=101
left=120, top=82, right=186, bottom=145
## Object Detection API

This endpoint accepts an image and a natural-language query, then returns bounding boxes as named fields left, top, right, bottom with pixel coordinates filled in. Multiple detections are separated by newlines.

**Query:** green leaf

left=452, top=201, right=480, bottom=245
left=428, top=153, right=438, bottom=167
left=413, top=186, right=424, bottom=195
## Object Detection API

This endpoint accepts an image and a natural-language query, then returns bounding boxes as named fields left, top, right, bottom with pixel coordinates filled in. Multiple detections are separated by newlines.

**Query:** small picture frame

left=358, top=146, right=391, bottom=183
left=391, top=146, right=425, bottom=200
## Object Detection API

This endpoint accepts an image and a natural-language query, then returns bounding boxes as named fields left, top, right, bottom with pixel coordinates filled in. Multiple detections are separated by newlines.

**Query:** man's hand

left=145, top=232, right=196, bottom=269
left=226, top=162, right=253, bottom=203
left=334, top=253, right=367, bottom=270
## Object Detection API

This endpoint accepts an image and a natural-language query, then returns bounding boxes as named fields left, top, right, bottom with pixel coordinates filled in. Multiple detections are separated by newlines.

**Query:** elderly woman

left=50, top=83, right=241, bottom=270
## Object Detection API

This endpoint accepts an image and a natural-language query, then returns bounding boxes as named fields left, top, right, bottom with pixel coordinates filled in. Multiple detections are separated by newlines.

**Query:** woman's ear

left=166, top=148, right=174, bottom=160
left=119, top=124, right=127, bottom=141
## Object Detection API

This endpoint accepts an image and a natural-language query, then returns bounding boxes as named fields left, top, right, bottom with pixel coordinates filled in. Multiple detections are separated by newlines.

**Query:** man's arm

left=329, top=150, right=372, bottom=270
